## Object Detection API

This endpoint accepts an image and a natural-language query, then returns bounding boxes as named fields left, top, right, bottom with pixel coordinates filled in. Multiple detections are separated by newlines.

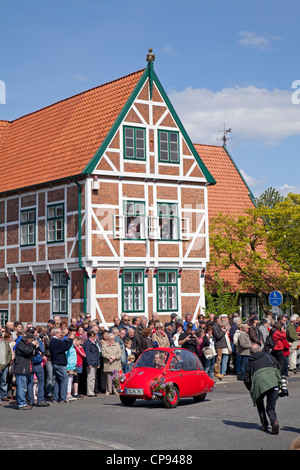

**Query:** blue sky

left=1, top=0, right=300, bottom=196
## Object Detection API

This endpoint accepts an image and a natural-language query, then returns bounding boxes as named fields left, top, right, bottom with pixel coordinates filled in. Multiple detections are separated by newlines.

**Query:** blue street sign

left=269, top=291, right=283, bottom=307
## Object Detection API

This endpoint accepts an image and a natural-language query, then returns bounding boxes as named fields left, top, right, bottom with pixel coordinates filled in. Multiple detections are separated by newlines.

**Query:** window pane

left=48, top=207, right=55, bottom=218
left=168, top=271, right=176, bottom=283
left=60, top=287, right=67, bottom=300
left=126, top=147, right=134, bottom=158
left=135, top=203, right=144, bottom=215
left=60, top=273, right=67, bottom=285
left=125, top=137, right=134, bottom=148
left=124, top=286, right=133, bottom=311
left=134, top=286, right=143, bottom=311
left=20, top=212, right=28, bottom=223
left=136, top=148, right=145, bottom=159
left=125, top=203, right=134, bottom=215
left=170, top=133, right=178, bottom=142
left=158, top=286, right=167, bottom=310
left=53, top=298, right=59, bottom=312
left=134, top=271, right=143, bottom=284
left=56, top=206, right=64, bottom=217
left=172, top=219, right=178, bottom=239
left=160, top=218, right=170, bottom=239
left=160, top=132, right=168, bottom=142
left=158, top=204, right=168, bottom=216
left=168, top=286, right=177, bottom=310
left=28, top=210, right=35, bottom=222
left=136, top=129, right=144, bottom=139
left=56, top=220, right=63, bottom=240
left=47, top=221, right=55, bottom=241
left=169, top=205, right=177, bottom=216
left=28, top=232, right=35, bottom=245
left=160, top=151, right=169, bottom=161
left=125, top=128, right=134, bottom=138
left=158, top=271, right=166, bottom=283
left=170, top=151, right=179, bottom=162
left=52, top=273, right=60, bottom=286
left=124, top=271, right=133, bottom=284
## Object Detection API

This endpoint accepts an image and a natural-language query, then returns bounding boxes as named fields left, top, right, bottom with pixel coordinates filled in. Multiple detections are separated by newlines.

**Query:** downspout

left=71, top=176, right=87, bottom=316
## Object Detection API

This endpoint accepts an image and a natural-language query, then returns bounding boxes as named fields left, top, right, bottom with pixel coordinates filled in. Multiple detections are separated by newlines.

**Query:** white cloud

left=276, top=184, right=300, bottom=196
left=169, top=85, right=300, bottom=146
left=161, top=45, right=179, bottom=57
left=238, top=31, right=270, bottom=50
left=74, top=74, right=88, bottom=83
left=237, top=31, right=281, bottom=50
left=240, top=169, right=266, bottom=188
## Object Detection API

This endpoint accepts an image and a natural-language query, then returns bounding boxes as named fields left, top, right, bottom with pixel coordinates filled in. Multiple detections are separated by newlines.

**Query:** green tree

left=209, top=194, right=300, bottom=312
left=255, top=187, right=284, bottom=209
left=209, top=208, right=289, bottom=312
left=259, top=193, right=300, bottom=274
left=204, top=274, right=239, bottom=317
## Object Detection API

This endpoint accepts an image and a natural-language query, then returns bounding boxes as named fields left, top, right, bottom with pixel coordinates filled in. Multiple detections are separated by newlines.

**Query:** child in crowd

left=65, top=339, right=78, bottom=401
left=125, top=353, right=136, bottom=373
left=73, top=337, right=86, bottom=398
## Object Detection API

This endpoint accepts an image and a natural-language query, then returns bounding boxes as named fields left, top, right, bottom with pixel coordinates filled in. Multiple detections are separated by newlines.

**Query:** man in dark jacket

left=14, top=331, right=39, bottom=410
left=49, top=327, right=73, bottom=403
left=83, top=329, right=101, bottom=396
left=244, top=343, right=282, bottom=434
left=26, top=327, right=49, bottom=407
left=212, top=315, right=227, bottom=380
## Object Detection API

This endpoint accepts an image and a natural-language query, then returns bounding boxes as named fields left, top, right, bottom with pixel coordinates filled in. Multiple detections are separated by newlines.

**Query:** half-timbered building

left=0, top=51, right=216, bottom=328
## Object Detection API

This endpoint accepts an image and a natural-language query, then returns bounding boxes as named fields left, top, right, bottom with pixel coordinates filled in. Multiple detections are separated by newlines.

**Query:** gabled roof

left=194, top=143, right=256, bottom=290
left=194, top=144, right=255, bottom=217
left=0, top=63, right=215, bottom=194
left=0, top=69, right=145, bottom=193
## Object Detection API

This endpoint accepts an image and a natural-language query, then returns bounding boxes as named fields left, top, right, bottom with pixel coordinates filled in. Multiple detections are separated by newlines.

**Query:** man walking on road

left=244, top=343, right=282, bottom=435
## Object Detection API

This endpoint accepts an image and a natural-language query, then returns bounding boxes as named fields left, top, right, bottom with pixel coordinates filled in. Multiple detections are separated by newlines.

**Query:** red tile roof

left=194, top=144, right=255, bottom=217
left=194, top=144, right=256, bottom=290
left=0, top=69, right=145, bottom=193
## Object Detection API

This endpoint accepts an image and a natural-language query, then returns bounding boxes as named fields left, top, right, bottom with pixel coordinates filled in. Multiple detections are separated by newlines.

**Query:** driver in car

left=153, top=353, right=164, bottom=368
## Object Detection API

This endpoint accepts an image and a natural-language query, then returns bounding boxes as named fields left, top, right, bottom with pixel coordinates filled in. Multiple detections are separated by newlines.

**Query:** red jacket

left=75, top=345, right=86, bottom=367
left=272, top=330, right=290, bottom=356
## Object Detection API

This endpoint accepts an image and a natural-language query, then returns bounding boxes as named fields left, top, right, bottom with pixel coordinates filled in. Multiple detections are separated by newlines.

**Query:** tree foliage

left=205, top=274, right=239, bottom=317
left=209, top=191, right=300, bottom=309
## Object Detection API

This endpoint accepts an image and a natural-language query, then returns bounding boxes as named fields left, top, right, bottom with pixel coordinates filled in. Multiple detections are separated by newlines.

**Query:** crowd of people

left=0, top=310, right=299, bottom=411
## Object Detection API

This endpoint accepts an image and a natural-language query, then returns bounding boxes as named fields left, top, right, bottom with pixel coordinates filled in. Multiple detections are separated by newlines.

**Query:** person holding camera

left=13, top=331, right=40, bottom=410
left=26, top=327, right=50, bottom=407
left=178, top=323, right=199, bottom=354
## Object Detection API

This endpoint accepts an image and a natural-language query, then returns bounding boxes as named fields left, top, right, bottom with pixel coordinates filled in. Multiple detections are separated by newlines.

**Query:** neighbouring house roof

left=194, top=143, right=256, bottom=291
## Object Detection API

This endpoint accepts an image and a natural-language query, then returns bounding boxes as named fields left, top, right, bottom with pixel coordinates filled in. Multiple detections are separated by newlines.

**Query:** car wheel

left=120, top=395, right=136, bottom=406
left=193, top=393, right=206, bottom=402
left=162, top=385, right=180, bottom=408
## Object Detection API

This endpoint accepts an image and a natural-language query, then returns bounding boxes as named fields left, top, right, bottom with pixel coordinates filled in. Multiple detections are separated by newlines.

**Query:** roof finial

left=146, top=48, right=155, bottom=62
left=217, top=123, right=232, bottom=146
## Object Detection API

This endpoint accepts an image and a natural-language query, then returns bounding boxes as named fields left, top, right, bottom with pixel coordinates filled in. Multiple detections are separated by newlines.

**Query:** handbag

left=202, top=347, right=213, bottom=360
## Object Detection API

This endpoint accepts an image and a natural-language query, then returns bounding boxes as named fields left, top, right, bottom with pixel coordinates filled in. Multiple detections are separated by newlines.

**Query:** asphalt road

left=0, top=374, right=299, bottom=452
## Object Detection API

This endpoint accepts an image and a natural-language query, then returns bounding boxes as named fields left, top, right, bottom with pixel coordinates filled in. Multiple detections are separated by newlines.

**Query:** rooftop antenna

left=217, top=123, right=232, bottom=146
